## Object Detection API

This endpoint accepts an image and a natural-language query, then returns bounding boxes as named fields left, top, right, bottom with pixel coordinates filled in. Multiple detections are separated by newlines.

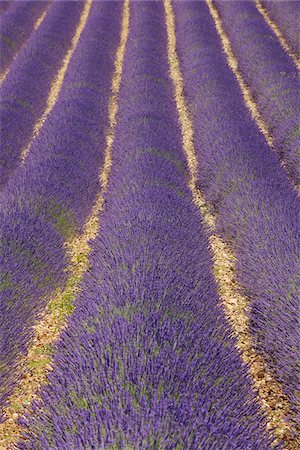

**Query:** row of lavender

left=215, top=0, right=300, bottom=186
left=0, top=1, right=123, bottom=419
left=0, top=1, right=84, bottom=187
left=1, top=0, right=298, bottom=444
left=262, top=0, right=300, bottom=58
left=17, top=3, right=274, bottom=448
left=174, top=1, right=299, bottom=428
left=0, top=1, right=48, bottom=77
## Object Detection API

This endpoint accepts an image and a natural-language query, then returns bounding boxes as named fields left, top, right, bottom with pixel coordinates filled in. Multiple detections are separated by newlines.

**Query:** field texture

left=0, top=1, right=299, bottom=449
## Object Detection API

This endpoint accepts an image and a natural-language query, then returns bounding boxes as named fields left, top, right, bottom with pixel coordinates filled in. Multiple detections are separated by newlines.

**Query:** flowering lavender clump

left=215, top=0, right=300, bottom=186
left=17, top=3, right=275, bottom=449
left=0, top=2, right=122, bottom=420
left=0, top=1, right=84, bottom=188
left=0, top=1, right=48, bottom=75
left=174, top=0, right=300, bottom=425
left=261, top=0, right=300, bottom=59
left=0, top=2, right=10, bottom=16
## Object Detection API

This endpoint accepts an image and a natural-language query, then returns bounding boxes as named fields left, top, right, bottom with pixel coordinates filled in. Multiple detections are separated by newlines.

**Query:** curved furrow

left=213, top=0, right=300, bottom=188
left=0, top=1, right=49, bottom=79
left=0, top=1, right=89, bottom=189
left=0, top=1, right=123, bottom=423
left=258, top=0, right=300, bottom=64
left=16, top=3, right=274, bottom=449
left=173, top=1, right=300, bottom=444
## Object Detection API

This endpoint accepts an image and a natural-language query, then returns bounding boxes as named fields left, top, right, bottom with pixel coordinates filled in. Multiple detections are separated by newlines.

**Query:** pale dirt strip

left=255, top=0, right=300, bottom=71
left=206, top=0, right=300, bottom=195
left=0, top=6, right=49, bottom=86
left=19, top=0, right=92, bottom=163
left=164, top=1, right=299, bottom=448
left=0, top=1, right=130, bottom=448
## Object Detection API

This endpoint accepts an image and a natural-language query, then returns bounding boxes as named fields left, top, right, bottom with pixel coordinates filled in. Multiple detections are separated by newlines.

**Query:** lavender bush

left=0, top=1, right=84, bottom=188
left=261, top=0, right=300, bottom=58
left=0, top=1, right=10, bottom=16
left=215, top=0, right=300, bottom=186
left=0, top=1, right=122, bottom=420
left=17, top=3, right=274, bottom=449
left=174, top=1, right=300, bottom=424
left=0, top=1, right=48, bottom=75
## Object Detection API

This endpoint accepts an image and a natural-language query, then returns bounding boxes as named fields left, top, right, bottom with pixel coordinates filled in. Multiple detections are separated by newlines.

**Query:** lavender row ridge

left=0, top=1, right=49, bottom=77
left=17, top=3, right=274, bottom=448
left=0, top=1, right=85, bottom=189
left=214, top=0, right=300, bottom=187
left=174, top=0, right=300, bottom=430
left=0, top=1, right=123, bottom=421
left=260, top=0, right=300, bottom=60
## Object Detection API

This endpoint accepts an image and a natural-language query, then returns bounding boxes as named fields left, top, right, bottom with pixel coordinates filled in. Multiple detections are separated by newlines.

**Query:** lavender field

left=0, top=1, right=299, bottom=449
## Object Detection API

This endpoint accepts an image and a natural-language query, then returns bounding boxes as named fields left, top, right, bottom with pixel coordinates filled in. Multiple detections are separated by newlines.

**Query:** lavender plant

left=0, top=1, right=48, bottom=75
left=17, top=3, right=274, bottom=449
left=215, top=0, right=300, bottom=186
left=0, top=2, right=122, bottom=420
left=0, top=2, right=10, bottom=16
left=261, top=0, right=300, bottom=59
left=174, top=0, right=300, bottom=425
left=0, top=1, right=84, bottom=188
